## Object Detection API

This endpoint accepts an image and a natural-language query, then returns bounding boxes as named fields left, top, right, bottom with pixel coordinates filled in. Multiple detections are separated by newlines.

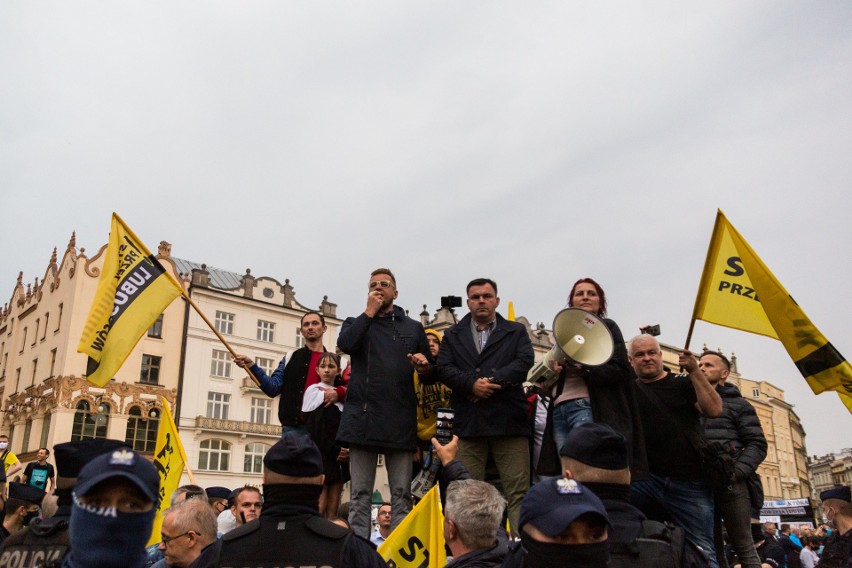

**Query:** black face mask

left=520, top=532, right=610, bottom=568
left=22, top=509, right=39, bottom=527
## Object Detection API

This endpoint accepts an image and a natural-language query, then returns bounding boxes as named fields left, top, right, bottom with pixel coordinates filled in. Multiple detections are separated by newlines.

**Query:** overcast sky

left=2, top=2, right=850, bottom=456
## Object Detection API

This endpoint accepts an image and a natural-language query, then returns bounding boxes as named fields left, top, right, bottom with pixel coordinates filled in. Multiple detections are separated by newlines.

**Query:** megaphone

left=526, top=308, right=614, bottom=390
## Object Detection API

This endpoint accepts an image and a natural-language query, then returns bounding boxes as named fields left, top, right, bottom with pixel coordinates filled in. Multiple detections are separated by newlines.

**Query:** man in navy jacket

left=437, top=277, right=534, bottom=535
left=337, top=267, right=432, bottom=539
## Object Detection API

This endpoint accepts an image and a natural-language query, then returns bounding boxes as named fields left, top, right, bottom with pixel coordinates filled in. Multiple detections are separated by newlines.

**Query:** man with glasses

left=370, top=503, right=392, bottom=546
left=153, top=498, right=219, bottom=568
left=337, top=268, right=433, bottom=539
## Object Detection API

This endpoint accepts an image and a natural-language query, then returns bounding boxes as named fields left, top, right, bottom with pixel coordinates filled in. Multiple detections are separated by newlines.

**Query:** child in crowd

left=302, top=352, right=350, bottom=518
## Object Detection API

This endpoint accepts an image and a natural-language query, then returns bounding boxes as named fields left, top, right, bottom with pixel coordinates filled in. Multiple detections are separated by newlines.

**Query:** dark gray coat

left=701, top=383, right=768, bottom=480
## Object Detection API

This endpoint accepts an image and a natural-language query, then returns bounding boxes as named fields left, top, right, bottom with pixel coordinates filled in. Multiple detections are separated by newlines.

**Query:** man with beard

left=700, top=350, right=767, bottom=568
left=234, top=311, right=347, bottom=433
left=336, top=268, right=432, bottom=538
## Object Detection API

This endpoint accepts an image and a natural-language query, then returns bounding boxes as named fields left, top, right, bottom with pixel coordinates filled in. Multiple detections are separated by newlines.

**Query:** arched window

left=125, top=406, right=160, bottom=453
left=244, top=443, right=269, bottom=474
left=199, top=439, right=230, bottom=471
left=71, top=400, right=110, bottom=441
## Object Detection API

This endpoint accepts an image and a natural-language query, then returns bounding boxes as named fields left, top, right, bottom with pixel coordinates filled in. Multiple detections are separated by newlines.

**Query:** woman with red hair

left=549, top=278, right=647, bottom=480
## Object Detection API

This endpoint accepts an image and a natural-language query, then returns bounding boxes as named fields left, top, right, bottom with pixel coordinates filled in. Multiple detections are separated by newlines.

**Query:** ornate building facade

left=0, top=235, right=185, bottom=471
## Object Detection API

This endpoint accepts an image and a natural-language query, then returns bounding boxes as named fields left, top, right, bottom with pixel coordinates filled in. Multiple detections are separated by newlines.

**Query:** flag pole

left=684, top=318, right=696, bottom=351
left=179, top=291, right=262, bottom=388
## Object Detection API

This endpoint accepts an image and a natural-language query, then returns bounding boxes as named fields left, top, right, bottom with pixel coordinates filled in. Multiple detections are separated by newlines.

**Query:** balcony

left=241, top=377, right=264, bottom=392
left=195, top=416, right=280, bottom=437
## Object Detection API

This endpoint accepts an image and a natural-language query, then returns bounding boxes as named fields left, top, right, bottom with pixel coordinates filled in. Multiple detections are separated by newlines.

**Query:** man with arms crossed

left=628, top=334, right=723, bottom=568
left=436, top=277, right=534, bottom=535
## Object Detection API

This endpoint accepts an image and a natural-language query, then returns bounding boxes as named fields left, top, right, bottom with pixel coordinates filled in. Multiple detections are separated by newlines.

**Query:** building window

left=31, top=359, right=38, bottom=384
left=295, top=327, right=305, bottom=348
left=71, top=400, right=110, bottom=441
left=215, top=312, right=235, bottom=335
left=211, top=350, right=231, bottom=378
left=140, top=355, right=161, bottom=384
left=256, top=357, right=275, bottom=376
left=257, top=320, right=275, bottom=343
left=250, top=398, right=272, bottom=424
left=32, top=319, right=39, bottom=346
left=42, top=314, right=49, bottom=340
left=207, top=392, right=230, bottom=419
left=244, top=443, right=269, bottom=474
left=752, top=388, right=760, bottom=397
left=148, top=314, right=164, bottom=338
left=198, top=439, right=230, bottom=471
left=22, top=420, right=32, bottom=453
left=55, top=304, right=63, bottom=332
left=20, top=328, right=27, bottom=353
left=125, top=407, right=160, bottom=453
left=40, top=413, right=51, bottom=449
left=49, top=349, right=57, bottom=378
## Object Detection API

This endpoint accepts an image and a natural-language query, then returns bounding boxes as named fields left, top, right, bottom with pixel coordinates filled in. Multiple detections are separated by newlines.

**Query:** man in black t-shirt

left=23, top=447, right=55, bottom=492
left=628, top=334, right=723, bottom=568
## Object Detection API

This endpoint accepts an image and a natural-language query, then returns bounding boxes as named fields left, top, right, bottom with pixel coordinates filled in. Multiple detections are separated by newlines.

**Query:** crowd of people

left=0, top=267, right=848, bottom=567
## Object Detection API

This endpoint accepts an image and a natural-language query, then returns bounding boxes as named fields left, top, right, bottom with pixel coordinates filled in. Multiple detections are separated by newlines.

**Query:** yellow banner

left=378, top=485, right=447, bottom=568
left=693, top=210, right=852, bottom=413
left=77, top=213, right=183, bottom=387
left=147, top=397, right=190, bottom=547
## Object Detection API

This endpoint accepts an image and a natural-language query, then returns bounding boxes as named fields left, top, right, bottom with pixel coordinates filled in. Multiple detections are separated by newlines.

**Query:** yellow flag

left=147, top=397, right=190, bottom=547
left=692, top=210, right=852, bottom=413
left=378, top=484, right=447, bottom=567
left=78, top=213, right=183, bottom=387
left=507, top=301, right=515, bottom=322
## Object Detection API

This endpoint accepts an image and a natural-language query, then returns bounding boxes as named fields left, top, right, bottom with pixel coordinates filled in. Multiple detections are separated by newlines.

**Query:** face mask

left=0, top=442, right=8, bottom=450
left=520, top=532, right=610, bottom=568
left=65, top=499, right=155, bottom=568
left=22, top=509, right=39, bottom=527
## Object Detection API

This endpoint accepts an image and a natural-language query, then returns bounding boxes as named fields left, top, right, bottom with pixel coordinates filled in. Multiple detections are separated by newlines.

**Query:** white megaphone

left=526, top=308, right=615, bottom=390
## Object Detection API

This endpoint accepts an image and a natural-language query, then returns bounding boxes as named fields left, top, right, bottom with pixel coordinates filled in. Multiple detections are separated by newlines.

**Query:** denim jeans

left=348, top=445, right=412, bottom=539
left=552, top=397, right=593, bottom=456
left=631, top=473, right=720, bottom=568
left=715, top=480, right=762, bottom=568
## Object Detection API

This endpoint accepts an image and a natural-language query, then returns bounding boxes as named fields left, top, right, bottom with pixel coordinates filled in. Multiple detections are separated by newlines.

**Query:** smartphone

left=435, top=407, right=454, bottom=445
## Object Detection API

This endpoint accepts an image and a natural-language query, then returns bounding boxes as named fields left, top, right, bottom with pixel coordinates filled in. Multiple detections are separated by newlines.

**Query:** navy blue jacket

left=336, top=305, right=431, bottom=451
left=437, top=313, right=534, bottom=438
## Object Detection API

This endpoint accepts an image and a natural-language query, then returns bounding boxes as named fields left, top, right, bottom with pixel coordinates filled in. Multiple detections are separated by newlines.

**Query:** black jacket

left=437, top=313, right=534, bottom=438
left=337, top=306, right=431, bottom=450
left=701, top=383, right=767, bottom=481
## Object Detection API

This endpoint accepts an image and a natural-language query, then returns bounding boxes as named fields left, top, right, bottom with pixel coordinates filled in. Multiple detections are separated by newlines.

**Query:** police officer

left=0, top=440, right=128, bottom=568
left=0, top=484, right=46, bottom=544
left=218, top=430, right=385, bottom=568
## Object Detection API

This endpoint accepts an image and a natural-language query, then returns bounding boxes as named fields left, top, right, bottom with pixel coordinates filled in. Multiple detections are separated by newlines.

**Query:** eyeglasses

left=369, top=280, right=394, bottom=290
left=161, top=531, right=193, bottom=545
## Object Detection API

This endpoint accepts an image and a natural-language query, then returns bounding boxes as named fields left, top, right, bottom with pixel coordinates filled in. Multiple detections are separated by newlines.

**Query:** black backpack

left=609, top=520, right=711, bottom=568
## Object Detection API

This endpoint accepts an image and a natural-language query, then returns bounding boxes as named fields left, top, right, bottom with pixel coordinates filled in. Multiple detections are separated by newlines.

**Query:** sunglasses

left=369, top=280, right=394, bottom=290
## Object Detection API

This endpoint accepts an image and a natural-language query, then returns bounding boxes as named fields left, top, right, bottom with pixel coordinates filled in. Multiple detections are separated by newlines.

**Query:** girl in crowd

left=302, top=352, right=350, bottom=518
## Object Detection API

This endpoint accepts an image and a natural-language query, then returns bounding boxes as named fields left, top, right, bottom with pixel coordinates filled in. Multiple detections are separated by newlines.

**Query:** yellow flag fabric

left=78, top=213, right=183, bottom=387
left=378, top=484, right=447, bottom=567
left=147, top=397, right=190, bottom=547
left=693, top=210, right=852, bottom=413
left=507, top=301, right=515, bottom=322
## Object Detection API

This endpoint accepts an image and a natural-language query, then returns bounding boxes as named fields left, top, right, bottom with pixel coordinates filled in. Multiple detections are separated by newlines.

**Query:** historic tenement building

left=808, top=449, right=852, bottom=519
left=0, top=234, right=185, bottom=471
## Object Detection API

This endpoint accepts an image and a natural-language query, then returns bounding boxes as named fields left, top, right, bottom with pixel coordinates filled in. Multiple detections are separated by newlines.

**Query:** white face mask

left=0, top=442, right=7, bottom=450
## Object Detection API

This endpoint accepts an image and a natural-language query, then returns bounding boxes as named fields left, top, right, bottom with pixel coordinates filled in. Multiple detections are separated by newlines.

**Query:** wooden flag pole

left=684, top=318, right=696, bottom=351
left=179, top=291, right=262, bottom=388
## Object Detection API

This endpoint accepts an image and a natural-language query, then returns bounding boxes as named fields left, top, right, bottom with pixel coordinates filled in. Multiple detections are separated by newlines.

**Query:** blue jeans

left=631, top=473, right=720, bottom=568
left=348, top=445, right=412, bottom=539
left=552, top=397, right=593, bottom=456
